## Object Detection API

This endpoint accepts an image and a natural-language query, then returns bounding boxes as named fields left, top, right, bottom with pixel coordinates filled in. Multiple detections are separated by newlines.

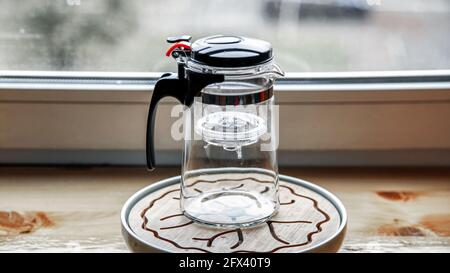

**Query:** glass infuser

left=147, top=35, right=284, bottom=227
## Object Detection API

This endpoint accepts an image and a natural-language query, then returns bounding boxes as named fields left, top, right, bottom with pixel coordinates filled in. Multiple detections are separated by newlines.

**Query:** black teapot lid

left=190, top=35, right=273, bottom=67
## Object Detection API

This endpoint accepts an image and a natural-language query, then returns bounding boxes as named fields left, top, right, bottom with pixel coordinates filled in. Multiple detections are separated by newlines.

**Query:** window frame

left=1, top=70, right=450, bottom=166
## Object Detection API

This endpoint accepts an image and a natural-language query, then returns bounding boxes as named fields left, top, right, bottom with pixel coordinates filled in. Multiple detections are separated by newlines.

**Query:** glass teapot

left=146, top=35, right=284, bottom=228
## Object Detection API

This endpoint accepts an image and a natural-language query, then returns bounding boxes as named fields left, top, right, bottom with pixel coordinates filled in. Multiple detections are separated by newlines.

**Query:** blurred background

left=0, top=0, right=449, bottom=72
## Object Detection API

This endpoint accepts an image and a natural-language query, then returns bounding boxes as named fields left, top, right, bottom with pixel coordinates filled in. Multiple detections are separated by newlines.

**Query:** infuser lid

left=195, top=111, right=267, bottom=150
left=190, top=35, right=273, bottom=67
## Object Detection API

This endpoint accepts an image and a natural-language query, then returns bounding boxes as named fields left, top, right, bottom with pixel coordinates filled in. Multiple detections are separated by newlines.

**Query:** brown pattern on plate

left=127, top=173, right=343, bottom=253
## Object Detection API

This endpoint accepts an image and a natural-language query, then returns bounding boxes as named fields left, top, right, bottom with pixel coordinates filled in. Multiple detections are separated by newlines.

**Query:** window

left=0, top=0, right=449, bottom=72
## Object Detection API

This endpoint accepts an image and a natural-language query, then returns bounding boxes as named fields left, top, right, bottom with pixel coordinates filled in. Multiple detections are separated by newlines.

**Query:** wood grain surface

left=0, top=167, right=449, bottom=253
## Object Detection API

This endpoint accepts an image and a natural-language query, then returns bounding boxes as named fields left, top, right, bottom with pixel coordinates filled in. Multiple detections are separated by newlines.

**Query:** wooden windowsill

left=0, top=167, right=449, bottom=253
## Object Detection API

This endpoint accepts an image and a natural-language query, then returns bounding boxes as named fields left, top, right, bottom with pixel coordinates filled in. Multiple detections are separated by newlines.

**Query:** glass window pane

left=0, top=0, right=448, bottom=72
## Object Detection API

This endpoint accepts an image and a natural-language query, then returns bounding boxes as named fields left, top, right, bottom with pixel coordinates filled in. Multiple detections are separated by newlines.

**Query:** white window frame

left=1, top=70, right=449, bottom=166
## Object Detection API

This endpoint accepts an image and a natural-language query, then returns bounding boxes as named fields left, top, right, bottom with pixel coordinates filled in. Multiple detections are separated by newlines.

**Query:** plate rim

left=121, top=174, right=347, bottom=253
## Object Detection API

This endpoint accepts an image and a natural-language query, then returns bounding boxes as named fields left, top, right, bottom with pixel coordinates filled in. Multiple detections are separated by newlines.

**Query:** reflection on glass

left=0, top=0, right=448, bottom=72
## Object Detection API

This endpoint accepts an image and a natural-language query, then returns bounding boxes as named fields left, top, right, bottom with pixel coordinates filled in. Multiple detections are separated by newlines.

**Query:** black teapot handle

left=146, top=73, right=186, bottom=170
left=146, top=71, right=224, bottom=171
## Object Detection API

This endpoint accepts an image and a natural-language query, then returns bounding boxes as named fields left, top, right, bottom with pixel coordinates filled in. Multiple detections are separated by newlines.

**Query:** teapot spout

left=269, top=63, right=285, bottom=79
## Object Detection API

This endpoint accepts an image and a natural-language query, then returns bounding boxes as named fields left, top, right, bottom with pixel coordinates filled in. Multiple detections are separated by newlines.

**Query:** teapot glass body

left=146, top=35, right=283, bottom=228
